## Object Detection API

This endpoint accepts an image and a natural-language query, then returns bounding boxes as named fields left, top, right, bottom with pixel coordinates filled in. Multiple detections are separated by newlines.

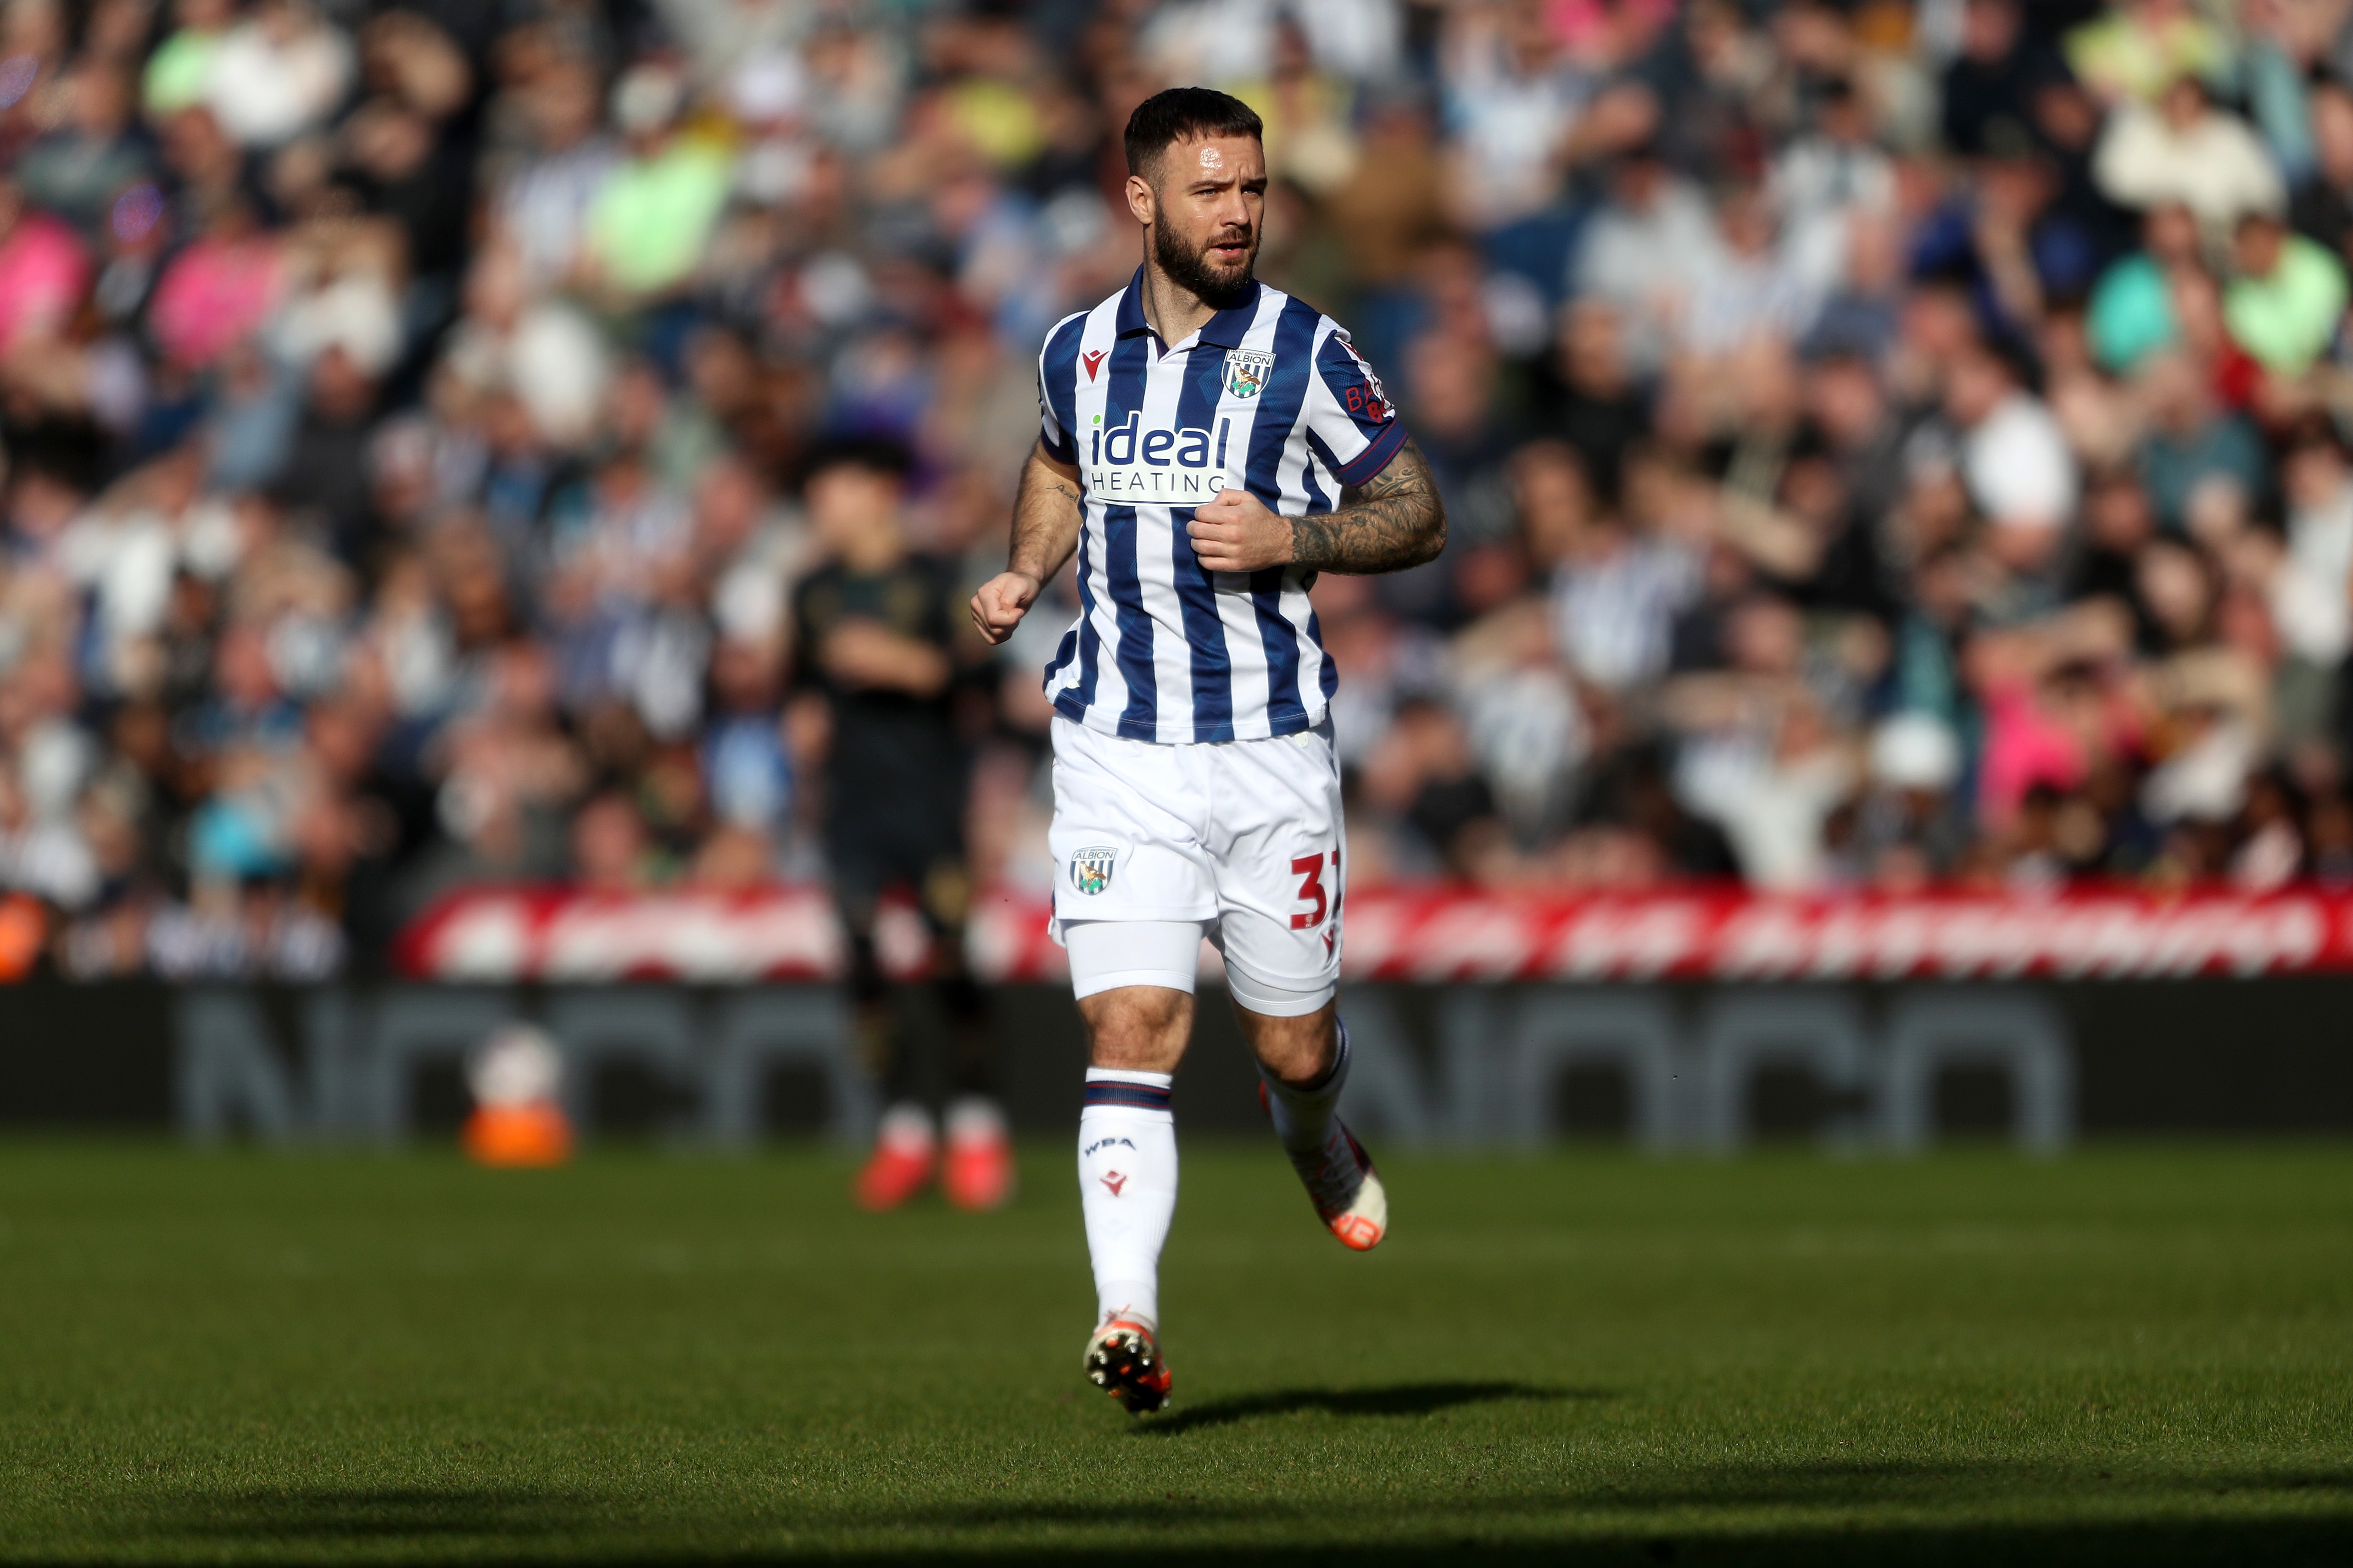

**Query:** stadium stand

left=5, top=0, right=2353, bottom=983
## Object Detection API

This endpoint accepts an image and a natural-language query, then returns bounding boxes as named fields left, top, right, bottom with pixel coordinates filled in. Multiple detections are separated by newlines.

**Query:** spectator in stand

left=1539, top=300, right=1649, bottom=506
left=2269, top=424, right=2353, bottom=776
left=1940, top=336, right=2078, bottom=569
left=2290, top=80, right=2353, bottom=261
left=1941, top=0, right=2042, bottom=159
left=2094, top=75, right=2284, bottom=241
left=2065, top=0, right=2231, bottom=109
left=582, top=66, right=733, bottom=305
left=17, top=62, right=153, bottom=242
left=1572, top=146, right=1720, bottom=378
left=143, top=0, right=235, bottom=120
left=2222, top=210, right=2347, bottom=374
left=0, top=179, right=89, bottom=356
left=204, top=0, right=354, bottom=150
left=2133, top=350, right=2267, bottom=533
left=494, top=54, right=617, bottom=293
left=2087, top=201, right=2204, bottom=374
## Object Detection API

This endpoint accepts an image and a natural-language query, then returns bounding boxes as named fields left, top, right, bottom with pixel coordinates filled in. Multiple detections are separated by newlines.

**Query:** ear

left=1125, top=172, right=1156, bottom=229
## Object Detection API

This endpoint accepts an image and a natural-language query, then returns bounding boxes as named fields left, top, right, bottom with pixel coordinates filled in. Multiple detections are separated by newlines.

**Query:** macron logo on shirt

left=1082, top=349, right=1105, bottom=381
left=1085, top=411, right=1236, bottom=500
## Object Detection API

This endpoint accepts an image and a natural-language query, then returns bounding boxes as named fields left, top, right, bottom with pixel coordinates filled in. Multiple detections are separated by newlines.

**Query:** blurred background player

left=972, top=89, right=1446, bottom=1413
left=790, top=440, right=1010, bottom=1212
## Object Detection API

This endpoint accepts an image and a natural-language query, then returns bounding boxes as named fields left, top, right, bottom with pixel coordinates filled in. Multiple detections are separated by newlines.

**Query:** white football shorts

left=1049, top=715, right=1344, bottom=1016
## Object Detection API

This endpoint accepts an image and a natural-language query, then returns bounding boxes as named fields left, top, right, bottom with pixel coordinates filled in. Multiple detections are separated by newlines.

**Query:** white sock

left=1260, top=1015, right=1350, bottom=1158
left=1077, top=1068, right=1177, bottom=1330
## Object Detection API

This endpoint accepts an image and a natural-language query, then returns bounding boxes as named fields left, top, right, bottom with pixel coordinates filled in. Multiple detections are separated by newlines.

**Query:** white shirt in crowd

left=1963, top=391, right=2078, bottom=532
left=2092, top=100, right=2286, bottom=238
left=2275, top=482, right=2353, bottom=665
left=1143, top=0, right=1402, bottom=88
left=1553, top=534, right=1703, bottom=691
left=1549, top=535, right=1703, bottom=693
left=205, top=13, right=354, bottom=148
left=1676, top=732, right=1857, bottom=891
left=1572, top=180, right=1723, bottom=373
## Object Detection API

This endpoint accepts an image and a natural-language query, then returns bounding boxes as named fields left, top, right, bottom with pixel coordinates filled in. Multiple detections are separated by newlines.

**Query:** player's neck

left=1138, top=255, right=1221, bottom=349
left=836, top=529, right=907, bottom=573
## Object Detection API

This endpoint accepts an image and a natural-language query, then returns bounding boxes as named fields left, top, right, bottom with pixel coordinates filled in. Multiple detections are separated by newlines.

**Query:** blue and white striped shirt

left=1036, top=269, right=1411, bottom=744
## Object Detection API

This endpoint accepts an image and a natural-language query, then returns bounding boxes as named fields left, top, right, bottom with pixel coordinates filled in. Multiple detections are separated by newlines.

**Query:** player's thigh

left=1206, top=726, right=1345, bottom=1001
left=1051, top=722, right=1217, bottom=1074
left=1047, top=717, right=1216, bottom=925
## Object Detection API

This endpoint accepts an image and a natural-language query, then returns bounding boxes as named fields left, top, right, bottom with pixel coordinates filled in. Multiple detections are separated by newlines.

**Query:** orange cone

left=463, top=1024, right=573, bottom=1167
left=0, top=894, right=44, bottom=981
left=463, top=1101, right=573, bottom=1165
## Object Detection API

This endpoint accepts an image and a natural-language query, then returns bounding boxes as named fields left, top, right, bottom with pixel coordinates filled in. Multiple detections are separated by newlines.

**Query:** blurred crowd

left=12, top=0, right=2353, bottom=981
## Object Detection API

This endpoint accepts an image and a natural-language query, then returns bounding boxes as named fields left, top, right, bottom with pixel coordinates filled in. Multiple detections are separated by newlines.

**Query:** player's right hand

left=970, top=571, right=1040, bottom=645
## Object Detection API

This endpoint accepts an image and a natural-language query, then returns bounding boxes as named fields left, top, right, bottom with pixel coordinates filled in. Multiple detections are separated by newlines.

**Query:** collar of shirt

left=1114, top=265, right=1261, bottom=354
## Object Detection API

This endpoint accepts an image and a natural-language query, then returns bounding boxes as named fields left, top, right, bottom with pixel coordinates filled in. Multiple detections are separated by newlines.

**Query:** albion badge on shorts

left=1224, top=349, right=1274, bottom=400
left=1071, top=846, right=1118, bottom=895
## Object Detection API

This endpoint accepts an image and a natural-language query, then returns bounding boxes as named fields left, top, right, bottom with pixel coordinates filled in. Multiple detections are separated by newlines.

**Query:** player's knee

left=1079, top=985, right=1192, bottom=1072
left=1235, top=1001, right=1336, bottom=1086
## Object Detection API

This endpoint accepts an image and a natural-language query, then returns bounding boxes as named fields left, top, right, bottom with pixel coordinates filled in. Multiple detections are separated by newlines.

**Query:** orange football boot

left=1258, top=1081, right=1388, bottom=1251
left=941, top=1097, right=1016, bottom=1212
left=853, top=1104, right=936, bottom=1211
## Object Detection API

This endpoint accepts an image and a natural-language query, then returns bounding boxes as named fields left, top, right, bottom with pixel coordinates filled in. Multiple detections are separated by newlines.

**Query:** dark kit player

left=970, top=89, right=1448, bottom=1412
left=790, top=439, right=1011, bottom=1212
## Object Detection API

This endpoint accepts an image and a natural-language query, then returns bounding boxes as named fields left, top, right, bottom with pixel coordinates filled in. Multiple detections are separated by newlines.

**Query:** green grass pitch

left=0, top=1141, right=2349, bottom=1564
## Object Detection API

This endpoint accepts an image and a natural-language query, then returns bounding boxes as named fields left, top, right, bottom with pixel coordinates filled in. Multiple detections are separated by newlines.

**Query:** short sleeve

left=1304, top=328, right=1410, bottom=489
left=1037, top=312, right=1086, bottom=464
left=1037, top=362, right=1072, bottom=463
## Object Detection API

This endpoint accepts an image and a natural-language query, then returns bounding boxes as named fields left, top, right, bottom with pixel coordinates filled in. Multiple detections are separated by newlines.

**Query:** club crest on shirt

left=1224, top=349, right=1274, bottom=400
left=1071, top=846, right=1119, bottom=895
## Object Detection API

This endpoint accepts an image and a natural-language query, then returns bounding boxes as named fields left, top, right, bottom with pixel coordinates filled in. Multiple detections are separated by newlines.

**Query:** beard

left=1153, top=217, right=1258, bottom=310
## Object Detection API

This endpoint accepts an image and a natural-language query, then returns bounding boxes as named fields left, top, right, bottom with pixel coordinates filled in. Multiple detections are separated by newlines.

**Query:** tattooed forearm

left=1005, top=441, right=1087, bottom=583
left=1291, top=438, right=1447, bottom=574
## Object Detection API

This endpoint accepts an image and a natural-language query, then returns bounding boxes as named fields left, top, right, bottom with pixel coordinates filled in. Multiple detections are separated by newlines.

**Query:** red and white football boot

left=1082, top=1313, right=1172, bottom=1414
left=1259, top=1082, right=1388, bottom=1251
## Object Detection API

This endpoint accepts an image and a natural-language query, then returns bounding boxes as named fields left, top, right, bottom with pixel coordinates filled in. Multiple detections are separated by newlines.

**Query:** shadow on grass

left=886, top=1515, right=2353, bottom=1567
left=1567, top=1460, right=2353, bottom=1513
left=162, top=1486, right=579, bottom=1541
left=1135, top=1379, right=1605, bottom=1435
left=134, top=1462, right=2353, bottom=1565
left=891, top=1460, right=2353, bottom=1526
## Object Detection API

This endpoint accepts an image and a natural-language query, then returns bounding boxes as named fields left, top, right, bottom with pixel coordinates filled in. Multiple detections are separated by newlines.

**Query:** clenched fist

left=1186, top=484, right=1294, bottom=573
left=969, top=571, right=1040, bottom=645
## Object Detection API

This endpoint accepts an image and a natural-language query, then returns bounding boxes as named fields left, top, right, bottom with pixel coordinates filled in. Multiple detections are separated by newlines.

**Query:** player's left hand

left=1186, top=484, right=1292, bottom=573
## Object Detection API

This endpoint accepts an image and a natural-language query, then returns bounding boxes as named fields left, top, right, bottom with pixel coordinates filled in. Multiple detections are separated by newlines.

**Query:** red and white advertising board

left=396, top=885, right=2353, bottom=984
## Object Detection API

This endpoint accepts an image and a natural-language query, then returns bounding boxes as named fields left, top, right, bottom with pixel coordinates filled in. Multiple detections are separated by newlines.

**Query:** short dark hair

left=1124, top=87, right=1263, bottom=185
left=799, top=434, right=912, bottom=489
